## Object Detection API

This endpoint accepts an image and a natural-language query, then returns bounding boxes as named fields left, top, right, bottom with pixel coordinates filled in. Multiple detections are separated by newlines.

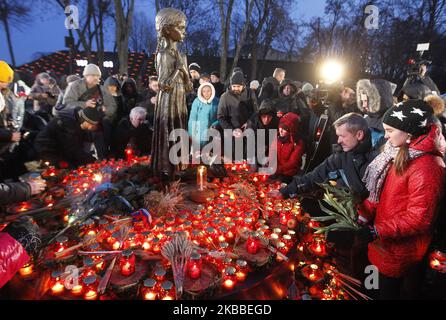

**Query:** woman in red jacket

left=271, top=112, right=305, bottom=182
left=359, top=100, right=446, bottom=299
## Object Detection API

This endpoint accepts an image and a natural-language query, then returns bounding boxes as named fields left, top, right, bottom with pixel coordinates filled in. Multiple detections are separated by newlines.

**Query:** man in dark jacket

left=247, top=100, right=279, bottom=166
left=269, top=113, right=378, bottom=200
left=34, top=108, right=103, bottom=168
left=217, top=72, right=257, bottom=132
left=211, top=71, right=225, bottom=98
left=258, top=68, right=286, bottom=104
left=217, top=72, right=257, bottom=161
left=113, top=107, right=152, bottom=159
left=121, top=78, right=143, bottom=119
left=140, top=76, right=159, bottom=126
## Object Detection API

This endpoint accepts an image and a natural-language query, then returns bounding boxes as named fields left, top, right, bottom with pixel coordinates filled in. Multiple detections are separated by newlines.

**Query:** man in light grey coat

left=61, top=64, right=117, bottom=121
left=60, top=64, right=117, bottom=158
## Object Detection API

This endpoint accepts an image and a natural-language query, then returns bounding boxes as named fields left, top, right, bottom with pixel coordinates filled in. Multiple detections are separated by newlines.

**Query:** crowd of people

left=1, top=57, right=446, bottom=299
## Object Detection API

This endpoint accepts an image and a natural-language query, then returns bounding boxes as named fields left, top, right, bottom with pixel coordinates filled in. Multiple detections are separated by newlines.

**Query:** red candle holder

left=142, top=278, right=158, bottom=300
left=309, top=237, right=327, bottom=257
left=120, top=249, right=136, bottom=276
left=187, top=253, right=202, bottom=279
left=246, top=234, right=260, bottom=254
left=50, top=270, right=65, bottom=296
left=82, top=257, right=96, bottom=277
left=222, top=266, right=237, bottom=290
left=235, top=259, right=248, bottom=282
left=54, top=236, right=69, bottom=255
left=83, top=275, right=98, bottom=300
left=160, top=281, right=175, bottom=300
left=19, top=261, right=34, bottom=278
left=154, top=267, right=166, bottom=282
left=302, top=264, right=324, bottom=282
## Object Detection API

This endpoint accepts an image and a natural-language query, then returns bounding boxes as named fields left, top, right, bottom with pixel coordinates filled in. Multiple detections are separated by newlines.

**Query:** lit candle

left=154, top=268, right=167, bottom=282
left=55, top=236, right=69, bottom=254
left=246, top=233, right=260, bottom=254
left=223, top=266, right=237, bottom=290
left=309, top=264, right=319, bottom=281
left=197, top=165, right=207, bottom=190
left=236, top=260, right=248, bottom=282
left=50, top=271, right=65, bottom=296
left=142, top=278, right=157, bottom=300
left=82, top=257, right=96, bottom=277
left=71, top=284, right=83, bottom=296
left=19, top=262, right=34, bottom=277
left=187, top=253, right=202, bottom=279
left=160, top=281, right=175, bottom=300
left=120, top=249, right=136, bottom=276
left=83, top=275, right=98, bottom=300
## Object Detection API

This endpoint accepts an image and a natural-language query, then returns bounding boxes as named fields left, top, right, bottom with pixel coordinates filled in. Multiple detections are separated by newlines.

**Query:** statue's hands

left=185, top=81, right=194, bottom=93
left=160, top=79, right=173, bottom=93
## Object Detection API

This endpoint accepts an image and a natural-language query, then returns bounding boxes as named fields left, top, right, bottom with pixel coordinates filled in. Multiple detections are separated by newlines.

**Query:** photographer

left=403, top=60, right=440, bottom=96
left=62, top=64, right=117, bottom=159
left=28, top=73, right=61, bottom=119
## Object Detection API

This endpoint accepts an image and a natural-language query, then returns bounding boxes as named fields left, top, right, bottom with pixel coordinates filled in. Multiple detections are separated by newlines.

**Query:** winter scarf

left=363, top=141, right=425, bottom=202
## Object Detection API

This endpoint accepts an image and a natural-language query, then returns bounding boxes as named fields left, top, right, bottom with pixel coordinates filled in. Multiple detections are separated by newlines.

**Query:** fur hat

left=424, top=94, right=445, bottom=116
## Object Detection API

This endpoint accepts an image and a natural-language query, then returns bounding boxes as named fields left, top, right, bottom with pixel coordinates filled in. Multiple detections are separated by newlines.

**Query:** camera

left=95, top=98, right=104, bottom=111
left=406, top=43, right=431, bottom=79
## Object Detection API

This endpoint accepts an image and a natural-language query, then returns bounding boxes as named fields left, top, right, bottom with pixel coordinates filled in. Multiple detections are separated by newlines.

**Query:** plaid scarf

left=363, top=141, right=425, bottom=203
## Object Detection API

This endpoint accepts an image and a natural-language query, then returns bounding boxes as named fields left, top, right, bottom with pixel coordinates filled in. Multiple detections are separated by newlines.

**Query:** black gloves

left=3, top=216, right=42, bottom=258
left=357, top=225, right=378, bottom=244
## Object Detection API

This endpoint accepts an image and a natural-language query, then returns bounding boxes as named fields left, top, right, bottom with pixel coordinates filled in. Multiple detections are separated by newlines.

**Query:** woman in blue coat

left=188, top=82, right=219, bottom=151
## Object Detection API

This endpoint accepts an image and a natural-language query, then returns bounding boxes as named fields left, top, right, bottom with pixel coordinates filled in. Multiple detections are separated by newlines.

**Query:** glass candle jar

left=187, top=253, right=202, bottom=280
left=55, top=236, right=69, bottom=254
left=246, top=233, right=260, bottom=254
left=120, top=249, right=136, bottom=276
left=19, top=261, right=34, bottom=278
left=82, top=219, right=97, bottom=236
left=50, top=270, right=65, bottom=296
left=222, top=266, right=237, bottom=290
left=142, top=278, right=157, bottom=300
left=152, top=238, right=161, bottom=253
left=235, top=259, right=248, bottom=282
left=83, top=275, right=98, bottom=300
left=82, top=257, right=96, bottom=277
left=154, top=267, right=166, bottom=282
left=109, top=231, right=121, bottom=250
left=160, top=280, right=175, bottom=300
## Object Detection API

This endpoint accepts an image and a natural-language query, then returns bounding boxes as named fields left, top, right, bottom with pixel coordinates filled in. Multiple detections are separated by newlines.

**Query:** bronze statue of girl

left=151, top=8, right=193, bottom=178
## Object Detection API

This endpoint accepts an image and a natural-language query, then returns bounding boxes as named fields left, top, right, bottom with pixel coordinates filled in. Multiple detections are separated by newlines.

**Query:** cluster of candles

left=31, top=158, right=309, bottom=299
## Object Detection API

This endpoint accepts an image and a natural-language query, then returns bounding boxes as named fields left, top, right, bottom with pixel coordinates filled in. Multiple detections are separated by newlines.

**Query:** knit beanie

left=382, top=99, right=433, bottom=137
left=230, top=71, right=245, bottom=86
left=83, top=64, right=102, bottom=77
left=0, top=60, right=14, bottom=83
left=79, top=107, right=103, bottom=125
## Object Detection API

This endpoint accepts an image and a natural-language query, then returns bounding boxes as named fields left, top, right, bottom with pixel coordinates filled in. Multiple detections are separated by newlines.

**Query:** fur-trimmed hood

left=197, top=82, right=216, bottom=104
left=356, top=79, right=397, bottom=115
left=278, top=79, right=299, bottom=99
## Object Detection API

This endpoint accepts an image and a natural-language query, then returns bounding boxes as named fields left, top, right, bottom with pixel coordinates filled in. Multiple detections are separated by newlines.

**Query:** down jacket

left=360, top=127, right=446, bottom=277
